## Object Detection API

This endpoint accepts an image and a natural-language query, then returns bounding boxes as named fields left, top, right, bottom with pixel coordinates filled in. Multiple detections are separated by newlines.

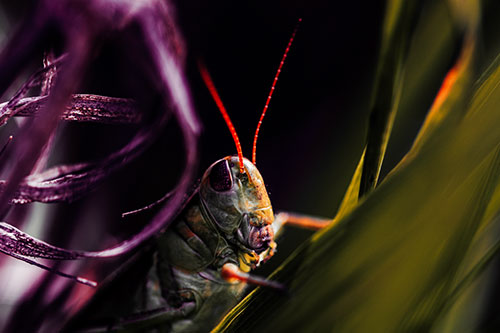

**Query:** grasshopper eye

left=209, top=159, right=233, bottom=192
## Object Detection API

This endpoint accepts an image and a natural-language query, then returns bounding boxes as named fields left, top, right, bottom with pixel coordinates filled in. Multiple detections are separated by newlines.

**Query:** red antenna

left=199, top=62, right=245, bottom=173
left=252, top=18, right=302, bottom=165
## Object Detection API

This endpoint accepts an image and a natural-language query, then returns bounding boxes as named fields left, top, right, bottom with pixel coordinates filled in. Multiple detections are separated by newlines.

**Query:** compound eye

left=209, top=160, right=233, bottom=192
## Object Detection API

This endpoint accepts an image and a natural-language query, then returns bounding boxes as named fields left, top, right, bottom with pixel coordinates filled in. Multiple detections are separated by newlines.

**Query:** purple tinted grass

left=0, top=94, right=140, bottom=126
left=87, top=0, right=201, bottom=258
left=0, top=3, right=50, bottom=101
left=2, top=114, right=166, bottom=204
left=40, top=51, right=58, bottom=96
left=0, top=1, right=200, bottom=330
left=0, top=33, right=92, bottom=219
left=5, top=260, right=70, bottom=332
left=31, top=51, right=60, bottom=176
left=0, top=54, right=67, bottom=118
left=0, top=0, right=199, bottom=279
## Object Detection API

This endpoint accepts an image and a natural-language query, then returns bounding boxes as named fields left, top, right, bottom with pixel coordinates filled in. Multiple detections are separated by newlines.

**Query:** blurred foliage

left=215, top=0, right=500, bottom=331
left=359, top=0, right=416, bottom=196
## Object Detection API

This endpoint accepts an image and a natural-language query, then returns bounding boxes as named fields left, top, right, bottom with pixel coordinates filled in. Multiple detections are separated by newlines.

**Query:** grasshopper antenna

left=198, top=61, right=245, bottom=174
left=252, top=18, right=301, bottom=165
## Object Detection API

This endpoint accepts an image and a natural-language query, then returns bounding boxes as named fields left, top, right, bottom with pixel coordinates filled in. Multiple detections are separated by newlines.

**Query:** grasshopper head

left=198, top=27, right=299, bottom=269
left=200, top=156, right=275, bottom=269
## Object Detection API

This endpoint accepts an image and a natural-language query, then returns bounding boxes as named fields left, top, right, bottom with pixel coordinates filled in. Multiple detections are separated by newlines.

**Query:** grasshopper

left=0, top=17, right=328, bottom=331
left=61, top=19, right=331, bottom=332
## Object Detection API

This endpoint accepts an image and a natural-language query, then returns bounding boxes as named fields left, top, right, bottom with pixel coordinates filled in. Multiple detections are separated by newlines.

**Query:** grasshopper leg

left=257, top=212, right=331, bottom=264
left=221, top=263, right=285, bottom=291
left=273, top=211, right=331, bottom=235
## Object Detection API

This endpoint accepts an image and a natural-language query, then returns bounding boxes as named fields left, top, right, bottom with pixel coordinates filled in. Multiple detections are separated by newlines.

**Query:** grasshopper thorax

left=200, top=156, right=274, bottom=267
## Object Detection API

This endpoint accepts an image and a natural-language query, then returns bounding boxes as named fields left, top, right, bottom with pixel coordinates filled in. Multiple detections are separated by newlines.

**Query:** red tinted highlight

left=432, top=66, right=458, bottom=112
left=199, top=62, right=245, bottom=173
left=252, top=18, right=302, bottom=165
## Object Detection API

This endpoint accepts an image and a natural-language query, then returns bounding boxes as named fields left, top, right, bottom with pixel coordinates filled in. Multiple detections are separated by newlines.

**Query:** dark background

left=180, top=1, right=383, bottom=216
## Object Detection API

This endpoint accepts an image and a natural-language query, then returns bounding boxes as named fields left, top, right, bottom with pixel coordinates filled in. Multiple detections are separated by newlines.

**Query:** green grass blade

left=333, top=148, right=365, bottom=222
left=388, top=0, right=479, bottom=173
left=334, top=0, right=419, bottom=219
left=358, top=0, right=417, bottom=197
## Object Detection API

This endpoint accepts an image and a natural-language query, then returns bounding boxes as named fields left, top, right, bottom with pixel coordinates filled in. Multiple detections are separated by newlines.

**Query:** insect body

left=123, top=156, right=277, bottom=331
left=169, top=155, right=275, bottom=277
left=62, top=157, right=276, bottom=332
left=66, top=154, right=328, bottom=332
